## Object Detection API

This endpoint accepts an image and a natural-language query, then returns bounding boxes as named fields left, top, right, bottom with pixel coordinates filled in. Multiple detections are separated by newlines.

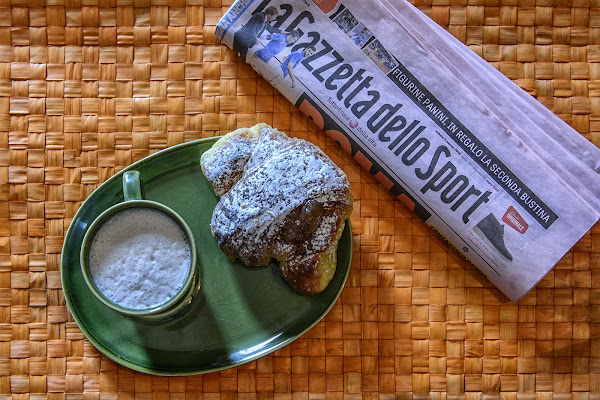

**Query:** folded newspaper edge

left=215, top=0, right=600, bottom=301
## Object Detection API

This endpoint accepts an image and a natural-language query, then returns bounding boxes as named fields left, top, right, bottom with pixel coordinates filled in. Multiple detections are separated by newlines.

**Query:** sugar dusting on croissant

left=201, top=123, right=353, bottom=294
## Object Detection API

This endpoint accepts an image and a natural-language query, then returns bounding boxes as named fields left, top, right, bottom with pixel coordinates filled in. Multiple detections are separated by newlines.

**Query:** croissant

left=201, top=123, right=353, bottom=294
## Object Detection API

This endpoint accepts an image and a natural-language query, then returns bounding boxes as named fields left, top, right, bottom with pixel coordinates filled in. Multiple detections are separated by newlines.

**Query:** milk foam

left=89, top=207, right=191, bottom=310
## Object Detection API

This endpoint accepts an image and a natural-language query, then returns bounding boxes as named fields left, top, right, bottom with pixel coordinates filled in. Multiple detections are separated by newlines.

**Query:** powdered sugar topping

left=210, top=132, right=352, bottom=265
left=201, top=134, right=258, bottom=196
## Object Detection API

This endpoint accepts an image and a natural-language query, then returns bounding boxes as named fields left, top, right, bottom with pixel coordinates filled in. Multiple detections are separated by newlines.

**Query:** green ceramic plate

left=60, top=137, right=352, bottom=376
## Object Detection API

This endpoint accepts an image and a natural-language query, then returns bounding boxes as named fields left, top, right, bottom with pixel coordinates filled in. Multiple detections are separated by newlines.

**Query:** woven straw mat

left=0, top=0, right=599, bottom=397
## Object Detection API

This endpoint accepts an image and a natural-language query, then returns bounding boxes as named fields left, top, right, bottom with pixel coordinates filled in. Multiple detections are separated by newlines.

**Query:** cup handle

left=123, top=171, right=144, bottom=201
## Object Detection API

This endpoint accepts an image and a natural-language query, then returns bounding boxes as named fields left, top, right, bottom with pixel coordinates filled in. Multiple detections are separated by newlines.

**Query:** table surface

left=1, top=0, right=599, bottom=396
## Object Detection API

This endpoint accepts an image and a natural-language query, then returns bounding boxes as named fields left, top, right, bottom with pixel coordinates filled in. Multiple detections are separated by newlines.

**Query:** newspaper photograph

left=215, top=0, right=600, bottom=301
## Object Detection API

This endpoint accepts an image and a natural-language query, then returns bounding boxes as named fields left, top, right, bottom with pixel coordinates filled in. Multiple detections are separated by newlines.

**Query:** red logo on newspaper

left=311, top=0, right=339, bottom=14
left=502, top=206, right=528, bottom=234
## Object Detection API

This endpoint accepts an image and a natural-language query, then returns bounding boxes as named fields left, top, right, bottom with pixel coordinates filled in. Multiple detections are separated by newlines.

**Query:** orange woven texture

left=0, top=0, right=599, bottom=397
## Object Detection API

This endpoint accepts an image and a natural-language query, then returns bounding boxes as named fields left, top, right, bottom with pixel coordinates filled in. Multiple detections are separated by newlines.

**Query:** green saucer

left=60, top=137, right=353, bottom=376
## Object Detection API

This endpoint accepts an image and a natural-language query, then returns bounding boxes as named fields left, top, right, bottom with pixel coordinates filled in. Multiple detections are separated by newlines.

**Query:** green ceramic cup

left=80, top=170, right=201, bottom=322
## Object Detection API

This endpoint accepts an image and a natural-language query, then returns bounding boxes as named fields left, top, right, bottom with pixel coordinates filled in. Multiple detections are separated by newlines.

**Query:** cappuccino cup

left=80, top=170, right=200, bottom=321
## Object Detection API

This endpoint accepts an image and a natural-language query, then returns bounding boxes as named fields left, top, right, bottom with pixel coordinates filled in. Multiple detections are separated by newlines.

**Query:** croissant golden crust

left=201, top=123, right=353, bottom=294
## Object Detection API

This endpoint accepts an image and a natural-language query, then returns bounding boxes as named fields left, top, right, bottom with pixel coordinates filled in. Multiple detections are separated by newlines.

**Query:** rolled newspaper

left=215, top=0, right=600, bottom=301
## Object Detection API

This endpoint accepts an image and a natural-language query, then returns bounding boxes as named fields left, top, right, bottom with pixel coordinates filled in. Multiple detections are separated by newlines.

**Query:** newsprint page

left=216, top=0, right=600, bottom=301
